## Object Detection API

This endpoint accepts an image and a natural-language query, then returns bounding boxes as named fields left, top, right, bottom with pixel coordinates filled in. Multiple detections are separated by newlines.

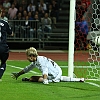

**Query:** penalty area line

left=7, top=64, right=41, bottom=75
left=60, top=66, right=100, bottom=68
left=85, top=82, right=100, bottom=88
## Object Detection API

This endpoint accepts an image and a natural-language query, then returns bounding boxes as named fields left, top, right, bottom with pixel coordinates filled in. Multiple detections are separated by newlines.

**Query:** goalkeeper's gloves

left=43, top=79, right=49, bottom=84
left=11, top=72, right=20, bottom=80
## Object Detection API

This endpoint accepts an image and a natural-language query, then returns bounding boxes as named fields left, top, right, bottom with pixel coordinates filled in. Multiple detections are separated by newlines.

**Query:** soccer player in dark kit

left=0, top=9, right=13, bottom=81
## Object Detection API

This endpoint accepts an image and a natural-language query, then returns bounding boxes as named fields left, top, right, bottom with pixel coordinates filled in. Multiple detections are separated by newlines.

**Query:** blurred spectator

left=47, top=4, right=56, bottom=26
left=8, top=3, right=18, bottom=20
left=30, top=14, right=39, bottom=38
left=37, top=6, right=45, bottom=19
left=0, top=4, right=4, bottom=11
left=19, top=0, right=27, bottom=11
left=28, top=11, right=34, bottom=20
left=50, top=0, right=59, bottom=22
left=76, top=1, right=87, bottom=22
left=34, top=11, right=40, bottom=20
left=17, top=6, right=23, bottom=15
left=75, top=22, right=89, bottom=50
left=33, top=14, right=43, bottom=40
left=3, top=0, right=11, bottom=14
left=1, top=11, right=8, bottom=21
left=33, top=14, right=39, bottom=20
left=38, top=13, right=52, bottom=39
left=7, top=3, right=18, bottom=33
left=27, top=3, right=36, bottom=12
left=27, top=3, right=36, bottom=16
left=38, top=0, right=47, bottom=13
left=21, top=15, right=35, bottom=40
left=13, top=0, right=19, bottom=9
left=16, top=12, right=22, bottom=20
left=22, top=10, right=28, bottom=20
left=75, top=1, right=89, bottom=50
left=27, top=0, right=38, bottom=6
left=82, top=0, right=91, bottom=8
left=15, top=12, right=22, bottom=37
left=54, top=0, right=61, bottom=10
left=41, top=13, right=52, bottom=33
left=21, top=15, right=30, bottom=39
left=37, top=13, right=52, bottom=41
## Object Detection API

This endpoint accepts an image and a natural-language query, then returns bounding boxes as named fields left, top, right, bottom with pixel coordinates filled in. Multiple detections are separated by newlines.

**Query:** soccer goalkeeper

left=11, top=47, right=84, bottom=84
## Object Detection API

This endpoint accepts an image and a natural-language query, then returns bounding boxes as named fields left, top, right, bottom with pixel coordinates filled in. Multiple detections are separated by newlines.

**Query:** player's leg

left=0, top=52, right=9, bottom=79
left=22, top=76, right=43, bottom=82
left=61, top=76, right=84, bottom=82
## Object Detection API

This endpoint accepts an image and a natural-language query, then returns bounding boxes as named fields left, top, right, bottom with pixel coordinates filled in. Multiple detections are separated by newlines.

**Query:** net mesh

left=74, top=0, right=100, bottom=80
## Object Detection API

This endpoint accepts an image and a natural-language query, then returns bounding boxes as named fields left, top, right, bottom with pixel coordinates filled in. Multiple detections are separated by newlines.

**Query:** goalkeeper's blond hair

left=26, top=47, right=38, bottom=57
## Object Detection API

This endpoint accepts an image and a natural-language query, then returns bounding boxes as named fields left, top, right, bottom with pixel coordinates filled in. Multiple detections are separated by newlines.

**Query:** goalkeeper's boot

left=79, top=78, right=85, bottom=82
left=22, top=77, right=29, bottom=81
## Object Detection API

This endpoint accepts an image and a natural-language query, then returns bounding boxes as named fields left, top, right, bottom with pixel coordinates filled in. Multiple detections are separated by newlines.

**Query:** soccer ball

left=95, top=36, right=100, bottom=45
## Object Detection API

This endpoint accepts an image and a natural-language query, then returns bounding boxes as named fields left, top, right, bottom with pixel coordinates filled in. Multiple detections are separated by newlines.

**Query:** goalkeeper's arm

left=11, top=63, right=35, bottom=80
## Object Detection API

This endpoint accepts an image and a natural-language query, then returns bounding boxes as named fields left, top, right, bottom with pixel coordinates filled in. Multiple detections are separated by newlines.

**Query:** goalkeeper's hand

left=43, top=79, right=49, bottom=84
left=11, top=72, right=19, bottom=80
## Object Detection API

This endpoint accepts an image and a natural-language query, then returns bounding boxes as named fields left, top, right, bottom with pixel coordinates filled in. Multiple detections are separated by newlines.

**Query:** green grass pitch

left=0, top=60, right=100, bottom=100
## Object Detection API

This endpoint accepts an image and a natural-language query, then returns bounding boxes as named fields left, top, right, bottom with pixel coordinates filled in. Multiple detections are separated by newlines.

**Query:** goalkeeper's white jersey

left=23, top=56, right=62, bottom=80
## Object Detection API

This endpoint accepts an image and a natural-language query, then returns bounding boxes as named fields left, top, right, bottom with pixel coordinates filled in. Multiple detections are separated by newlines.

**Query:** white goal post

left=68, top=0, right=76, bottom=78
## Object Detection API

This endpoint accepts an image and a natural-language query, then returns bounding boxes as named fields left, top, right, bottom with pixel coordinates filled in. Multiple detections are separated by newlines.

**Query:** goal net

left=68, top=0, right=100, bottom=80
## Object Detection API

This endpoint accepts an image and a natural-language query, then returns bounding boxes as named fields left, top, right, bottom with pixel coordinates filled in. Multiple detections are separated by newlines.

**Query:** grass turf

left=0, top=60, right=100, bottom=100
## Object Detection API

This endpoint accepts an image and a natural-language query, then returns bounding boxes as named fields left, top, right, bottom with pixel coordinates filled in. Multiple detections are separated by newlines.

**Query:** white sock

left=61, top=76, right=84, bottom=82
left=71, top=78, right=81, bottom=81
left=61, top=76, right=71, bottom=81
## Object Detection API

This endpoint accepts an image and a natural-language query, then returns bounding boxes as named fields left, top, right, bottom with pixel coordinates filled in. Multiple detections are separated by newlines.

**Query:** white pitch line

left=7, top=64, right=100, bottom=87
left=60, top=66, right=100, bottom=68
left=7, top=64, right=41, bottom=75
left=85, top=82, right=100, bottom=87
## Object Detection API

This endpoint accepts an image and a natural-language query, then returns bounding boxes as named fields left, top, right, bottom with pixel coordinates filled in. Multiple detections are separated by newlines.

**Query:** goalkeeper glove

left=43, top=79, right=49, bottom=84
left=11, top=72, right=20, bottom=80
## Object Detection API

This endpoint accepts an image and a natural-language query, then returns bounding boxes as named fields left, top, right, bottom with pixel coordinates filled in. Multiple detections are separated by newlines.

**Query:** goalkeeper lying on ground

left=11, top=47, right=84, bottom=84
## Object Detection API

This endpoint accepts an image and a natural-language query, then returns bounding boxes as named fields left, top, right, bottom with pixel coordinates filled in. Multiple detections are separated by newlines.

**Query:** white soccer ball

left=95, top=36, right=100, bottom=45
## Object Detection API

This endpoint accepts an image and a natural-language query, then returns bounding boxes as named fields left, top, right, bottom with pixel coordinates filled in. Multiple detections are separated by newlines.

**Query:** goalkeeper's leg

left=61, top=76, right=84, bottom=82
left=22, top=76, right=43, bottom=82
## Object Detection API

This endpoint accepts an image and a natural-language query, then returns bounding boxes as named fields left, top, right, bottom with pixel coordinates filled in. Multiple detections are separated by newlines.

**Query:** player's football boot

left=79, top=78, right=85, bottom=82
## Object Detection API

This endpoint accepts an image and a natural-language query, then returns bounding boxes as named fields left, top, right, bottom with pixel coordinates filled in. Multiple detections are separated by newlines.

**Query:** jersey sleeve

left=23, top=62, right=35, bottom=73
